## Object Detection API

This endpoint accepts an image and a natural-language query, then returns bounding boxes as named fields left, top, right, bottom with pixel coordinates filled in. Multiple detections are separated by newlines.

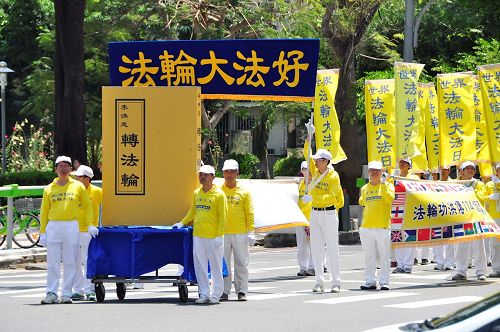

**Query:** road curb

left=0, top=248, right=47, bottom=269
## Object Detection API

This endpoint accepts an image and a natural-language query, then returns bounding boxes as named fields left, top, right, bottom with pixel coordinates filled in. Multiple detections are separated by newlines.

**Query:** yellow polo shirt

left=181, top=185, right=227, bottom=238
left=40, top=177, right=93, bottom=233
left=298, top=180, right=312, bottom=220
left=484, top=181, right=500, bottom=218
left=78, top=184, right=103, bottom=232
left=220, top=183, right=254, bottom=234
left=359, top=182, right=395, bottom=228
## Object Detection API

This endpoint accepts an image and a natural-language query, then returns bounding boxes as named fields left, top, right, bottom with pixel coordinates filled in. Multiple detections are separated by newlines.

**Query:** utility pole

left=403, top=0, right=415, bottom=62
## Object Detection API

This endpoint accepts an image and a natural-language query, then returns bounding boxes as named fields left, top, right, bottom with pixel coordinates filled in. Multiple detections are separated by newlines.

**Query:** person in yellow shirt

left=70, top=165, right=103, bottom=302
left=39, top=156, right=95, bottom=304
left=452, top=161, right=488, bottom=281
left=433, top=166, right=456, bottom=271
left=303, top=122, right=344, bottom=293
left=484, top=163, right=500, bottom=278
left=173, top=165, right=227, bottom=304
left=296, top=160, right=314, bottom=277
left=393, top=158, right=420, bottom=274
left=219, top=159, right=254, bottom=302
left=359, top=161, right=395, bottom=291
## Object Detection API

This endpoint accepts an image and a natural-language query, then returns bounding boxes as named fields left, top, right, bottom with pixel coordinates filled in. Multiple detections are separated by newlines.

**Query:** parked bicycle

left=0, top=198, right=42, bottom=249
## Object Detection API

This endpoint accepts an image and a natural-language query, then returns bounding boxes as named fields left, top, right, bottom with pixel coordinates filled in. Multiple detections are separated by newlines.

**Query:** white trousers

left=419, top=247, right=430, bottom=260
left=310, top=209, right=340, bottom=287
left=433, top=244, right=456, bottom=269
left=46, top=221, right=79, bottom=297
left=456, top=239, right=487, bottom=276
left=73, top=232, right=92, bottom=294
left=395, top=247, right=415, bottom=269
left=360, top=228, right=390, bottom=286
left=491, top=219, right=500, bottom=273
left=193, top=236, right=224, bottom=299
left=296, top=227, right=313, bottom=271
left=223, top=233, right=249, bottom=295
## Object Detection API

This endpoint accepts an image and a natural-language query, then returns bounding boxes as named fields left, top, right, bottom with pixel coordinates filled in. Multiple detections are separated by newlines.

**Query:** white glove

left=489, top=193, right=500, bottom=201
left=39, top=233, right=47, bottom=247
left=305, top=120, right=315, bottom=139
left=470, top=178, right=478, bottom=188
left=215, top=236, right=224, bottom=247
left=492, top=175, right=500, bottom=184
left=381, top=172, right=388, bottom=184
left=172, top=222, right=183, bottom=229
left=88, top=226, right=99, bottom=238
left=248, top=232, right=256, bottom=247
left=294, top=177, right=301, bottom=184
left=302, top=194, right=312, bottom=203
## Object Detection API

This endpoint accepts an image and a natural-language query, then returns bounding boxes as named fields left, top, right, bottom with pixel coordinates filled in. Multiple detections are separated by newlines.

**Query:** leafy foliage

left=273, top=156, right=303, bottom=177
left=227, top=153, right=259, bottom=179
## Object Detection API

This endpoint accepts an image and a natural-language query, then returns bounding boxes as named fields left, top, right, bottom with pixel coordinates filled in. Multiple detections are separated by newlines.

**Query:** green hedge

left=0, top=170, right=56, bottom=187
left=273, top=156, right=303, bottom=176
left=227, top=153, right=260, bottom=179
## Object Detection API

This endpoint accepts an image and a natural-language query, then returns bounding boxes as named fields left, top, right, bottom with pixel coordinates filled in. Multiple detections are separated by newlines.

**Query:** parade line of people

left=38, top=153, right=500, bottom=304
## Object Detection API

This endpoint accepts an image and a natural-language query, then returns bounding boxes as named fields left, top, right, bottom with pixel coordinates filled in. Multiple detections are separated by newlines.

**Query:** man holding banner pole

left=452, top=161, right=488, bottom=281
left=303, top=120, right=344, bottom=293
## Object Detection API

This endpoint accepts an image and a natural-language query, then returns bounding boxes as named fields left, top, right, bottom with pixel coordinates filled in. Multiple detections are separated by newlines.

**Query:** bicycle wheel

left=24, top=214, right=41, bottom=246
left=12, top=215, right=38, bottom=249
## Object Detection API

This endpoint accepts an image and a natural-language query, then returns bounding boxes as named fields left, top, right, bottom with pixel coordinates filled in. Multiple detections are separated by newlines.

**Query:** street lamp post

left=0, top=61, right=14, bottom=173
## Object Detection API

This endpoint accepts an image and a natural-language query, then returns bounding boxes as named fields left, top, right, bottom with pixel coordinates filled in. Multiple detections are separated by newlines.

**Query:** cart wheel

left=116, top=282, right=126, bottom=300
left=178, top=284, right=188, bottom=302
left=95, top=283, right=105, bottom=303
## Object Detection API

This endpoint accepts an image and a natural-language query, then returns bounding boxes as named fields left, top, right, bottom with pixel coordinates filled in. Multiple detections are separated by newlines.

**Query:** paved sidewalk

left=0, top=247, right=47, bottom=268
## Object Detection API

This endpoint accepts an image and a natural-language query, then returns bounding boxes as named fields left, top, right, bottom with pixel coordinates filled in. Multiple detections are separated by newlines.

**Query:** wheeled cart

left=87, top=226, right=196, bottom=303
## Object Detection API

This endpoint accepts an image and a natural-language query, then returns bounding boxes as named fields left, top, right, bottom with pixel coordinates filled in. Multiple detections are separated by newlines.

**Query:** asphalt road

left=0, top=244, right=498, bottom=332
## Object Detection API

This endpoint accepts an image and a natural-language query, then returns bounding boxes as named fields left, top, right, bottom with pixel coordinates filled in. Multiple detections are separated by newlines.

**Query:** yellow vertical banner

left=365, top=79, right=396, bottom=168
left=423, top=83, right=440, bottom=172
left=394, top=62, right=425, bottom=159
left=314, top=69, right=347, bottom=164
left=437, top=72, right=476, bottom=167
left=478, top=63, right=500, bottom=163
left=412, top=83, right=429, bottom=172
left=472, top=75, right=493, bottom=177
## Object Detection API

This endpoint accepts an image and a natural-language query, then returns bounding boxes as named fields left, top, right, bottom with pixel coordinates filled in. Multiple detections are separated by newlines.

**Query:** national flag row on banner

left=391, top=221, right=500, bottom=244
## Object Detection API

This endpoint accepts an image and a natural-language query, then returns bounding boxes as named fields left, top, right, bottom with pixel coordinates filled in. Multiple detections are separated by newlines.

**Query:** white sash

left=308, top=169, right=329, bottom=193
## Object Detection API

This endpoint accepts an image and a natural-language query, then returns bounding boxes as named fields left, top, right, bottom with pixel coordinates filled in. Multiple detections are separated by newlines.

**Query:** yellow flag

left=314, top=69, right=347, bottom=164
left=412, top=83, right=429, bottom=172
left=423, top=83, right=440, bottom=171
left=437, top=72, right=476, bottom=167
left=472, top=75, right=491, bottom=164
left=394, top=62, right=425, bottom=159
left=365, top=79, right=396, bottom=168
left=478, top=63, right=500, bottom=163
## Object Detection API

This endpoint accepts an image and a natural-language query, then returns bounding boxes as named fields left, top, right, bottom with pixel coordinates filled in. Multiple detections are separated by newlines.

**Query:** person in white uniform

left=452, top=161, right=488, bottom=281
left=296, top=160, right=315, bottom=276
left=358, top=161, right=395, bottom=291
left=219, top=159, right=255, bottom=302
left=433, top=166, right=456, bottom=271
left=39, top=156, right=96, bottom=304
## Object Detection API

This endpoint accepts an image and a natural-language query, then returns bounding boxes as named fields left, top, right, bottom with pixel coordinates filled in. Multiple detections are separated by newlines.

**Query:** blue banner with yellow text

left=108, top=39, right=320, bottom=101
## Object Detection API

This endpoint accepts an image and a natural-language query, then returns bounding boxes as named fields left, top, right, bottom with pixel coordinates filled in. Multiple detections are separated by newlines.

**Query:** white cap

left=367, top=161, right=383, bottom=170
left=400, top=157, right=412, bottom=168
left=440, top=165, right=450, bottom=170
left=71, top=165, right=94, bottom=178
left=222, top=159, right=239, bottom=171
left=300, top=161, right=308, bottom=169
left=460, top=161, right=476, bottom=170
left=495, top=163, right=500, bottom=170
left=199, top=165, right=215, bottom=175
left=312, top=149, right=332, bottom=161
left=55, top=155, right=71, bottom=166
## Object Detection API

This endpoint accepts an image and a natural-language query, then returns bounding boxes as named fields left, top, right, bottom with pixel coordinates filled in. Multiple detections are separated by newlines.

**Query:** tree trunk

left=54, top=0, right=87, bottom=164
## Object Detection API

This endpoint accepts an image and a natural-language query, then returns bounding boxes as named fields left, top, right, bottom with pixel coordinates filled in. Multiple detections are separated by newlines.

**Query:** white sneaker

left=312, top=284, right=325, bottom=293
left=209, top=297, right=220, bottom=304
left=330, top=286, right=340, bottom=293
left=41, top=292, right=58, bottom=304
left=60, top=296, right=73, bottom=304
left=195, top=297, right=209, bottom=304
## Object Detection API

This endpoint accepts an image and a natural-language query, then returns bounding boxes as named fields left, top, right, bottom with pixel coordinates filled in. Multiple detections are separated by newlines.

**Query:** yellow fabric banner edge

left=255, top=221, right=309, bottom=233
left=392, top=233, right=500, bottom=248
